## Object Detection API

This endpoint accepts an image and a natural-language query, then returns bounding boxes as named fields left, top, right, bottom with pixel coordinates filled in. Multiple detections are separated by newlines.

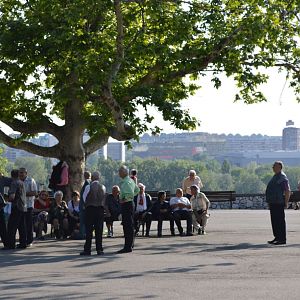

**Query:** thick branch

left=0, top=129, right=60, bottom=158
left=83, top=133, right=109, bottom=157
left=2, top=117, right=62, bottom=139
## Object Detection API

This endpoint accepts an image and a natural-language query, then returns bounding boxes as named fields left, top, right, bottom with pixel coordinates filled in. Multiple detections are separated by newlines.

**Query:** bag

left=48, top=162, right=63, bottom=189
left=0, top=193, right=7, bottom=210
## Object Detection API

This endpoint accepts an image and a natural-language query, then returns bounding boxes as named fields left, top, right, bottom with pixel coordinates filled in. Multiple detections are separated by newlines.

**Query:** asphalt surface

left=1, top=210, right=300, bottom=300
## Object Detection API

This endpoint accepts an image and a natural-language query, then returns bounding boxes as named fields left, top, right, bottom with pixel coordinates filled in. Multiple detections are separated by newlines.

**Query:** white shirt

left=136, top=193, right=147, bottom=212
left=68, top=200, right=80, bottom=213
left=190, top=192, right=210, bottom=211
left=23, top=176, right=38, bottom=208
left=169, top=196, right=192, bottom=212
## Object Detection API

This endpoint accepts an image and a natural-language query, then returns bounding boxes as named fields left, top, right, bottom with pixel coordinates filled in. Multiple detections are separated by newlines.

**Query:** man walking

left=117, top=166, right=139, bottom=253
left=19, top=168, right=38, bottom=246
left=80, top=171, right=107, bottom=256
left=266, top=161, right=291, bottom=245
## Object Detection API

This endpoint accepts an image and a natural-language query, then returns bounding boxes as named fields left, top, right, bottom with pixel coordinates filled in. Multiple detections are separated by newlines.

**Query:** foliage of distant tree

left=0, top=147, right=8, bottom=174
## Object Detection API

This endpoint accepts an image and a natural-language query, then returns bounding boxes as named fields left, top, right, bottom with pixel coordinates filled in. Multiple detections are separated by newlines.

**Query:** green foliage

left=0, top=147, right=8, bottom=174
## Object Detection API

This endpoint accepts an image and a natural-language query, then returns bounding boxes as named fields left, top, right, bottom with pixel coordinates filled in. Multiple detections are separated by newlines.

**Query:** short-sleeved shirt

left=34, top=198, right=51, bottom=210
left=182, top=176, right=202, bottom=195
left=119, top=176, right=139, bottom=202
left=169, top=196, right=192, bottom=212
left=9, top=179, right=27, bottom=212
left=23, top=176, right=38, bottom=208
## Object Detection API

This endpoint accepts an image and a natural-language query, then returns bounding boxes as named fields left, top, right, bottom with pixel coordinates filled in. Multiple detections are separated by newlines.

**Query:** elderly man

left=133, top=183, right=152, bottom=237
left=266, top=161, right=291, bottom=245
left=105, top=185, right=121, bottom=238
left=182, top=170, right=203, bottom=199
left=190, top=185, right=210, bottom=235
left=79, top=171, right=91, bottom=239
left=80, top=171, right=108, bottom=256
left=19, top=167, right=38, bottom=247
left=170, top=188, right=193, bottom=236
left=117, top=165, right=139, bottom=253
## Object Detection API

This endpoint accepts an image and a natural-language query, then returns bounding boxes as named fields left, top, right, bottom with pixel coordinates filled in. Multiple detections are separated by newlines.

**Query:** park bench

left=201, top=191, right=236, bottom=209
left=288, top=191, right=300, bottom=210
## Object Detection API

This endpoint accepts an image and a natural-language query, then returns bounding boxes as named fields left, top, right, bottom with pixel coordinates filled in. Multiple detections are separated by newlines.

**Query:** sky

left=151, top=70, right=300, bottom=137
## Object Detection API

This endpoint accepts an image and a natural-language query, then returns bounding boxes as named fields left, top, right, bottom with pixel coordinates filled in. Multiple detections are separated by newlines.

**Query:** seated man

left=33, top=190, right=51, bottom=240
left=49, top=190, right=69, bottom=239
left=105, top=185, right=121, bottom=237
left=190, top=185, right=210, bottom=235
left=151, top=191, right=175, bottom=237
left=170, top=188, right=193, bottom=236
left=133, top=183, right=152, bottom=237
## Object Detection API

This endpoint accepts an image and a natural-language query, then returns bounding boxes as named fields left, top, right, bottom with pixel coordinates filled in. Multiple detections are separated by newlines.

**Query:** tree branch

left=0, top=129, right=60, bottom=158
left=2, top=117, right=62, bottom=139
left=83, top=133, right=109, bottom=157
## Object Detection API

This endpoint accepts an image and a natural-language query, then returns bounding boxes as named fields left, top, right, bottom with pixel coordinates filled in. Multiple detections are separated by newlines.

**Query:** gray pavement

left=1, top=210, right=300, bottom=299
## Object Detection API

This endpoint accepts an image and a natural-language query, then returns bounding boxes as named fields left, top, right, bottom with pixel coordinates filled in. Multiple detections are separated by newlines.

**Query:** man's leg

left=17, top=211, right=27, bottom=247
left=94, top=207, right=104, bottom=253
left=185, top=211, right=193, bottom=235
left=0, top=209, right=7, bottom=247
left=83, top=207, right=93, bottom=253
left=24, top=207, right=33, bottom=245
left=277, top=204, right=286, bottom=242
left=79, top=209, right=86, bottom=238
left=172, top=211, right=183, bottom=235
left=270, top=204, right=279, bottom=240
left=145, top=213, right=152, bottom=236
left=121, top=202, right=134, bottom=251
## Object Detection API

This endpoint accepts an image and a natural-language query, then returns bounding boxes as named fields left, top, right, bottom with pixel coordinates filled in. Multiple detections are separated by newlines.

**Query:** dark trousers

left=7, top=207, right=26, bottom=248
left=172, top=210, right=193, bottom=234
left=157, top=212, right=175, bottom=235
left=269, top=203, right=286, bottom=242
left=121, top=201, right=134, bottom=250
left=134, top=211, right=152, bottom=235
left=24, top=207, right=33, bottom=245
left=84, top=206, right=104, bottom=253
left=0, top=209, right=7, bottom=247
left=79, top=209, right=86, bottom=238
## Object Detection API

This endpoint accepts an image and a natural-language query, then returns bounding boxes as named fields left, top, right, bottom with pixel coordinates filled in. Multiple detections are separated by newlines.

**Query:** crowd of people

left=0, top=163, right=209, bottom=254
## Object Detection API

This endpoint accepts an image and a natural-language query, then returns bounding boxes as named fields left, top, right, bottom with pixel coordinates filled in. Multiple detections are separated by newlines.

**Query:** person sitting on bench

left=170, top=188, right=193, bottom=236
left=190, top=185, right=210, bottom=235
left=133, top=183, right=152, bottom=237
left=151, top=191, right=175, bottom=237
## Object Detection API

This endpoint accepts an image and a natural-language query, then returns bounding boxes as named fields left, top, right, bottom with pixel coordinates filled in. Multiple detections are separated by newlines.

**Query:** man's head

left=189, top=170, right=196, bottom=179
left=19, top=167, right=27, bottom=181
left=112, top=185, right=120, bottom=197
left=138, top=183, right=145, bottom=194
left=91, top=171, right=100, bottom=181
left=130, top=169, right=137, bottom=176
left=190, top=184, right=199, bottom=196
left=175, top=188, right=183, bottom=198
left=11, top=169, right=19, bottom=179
left=84, top=171, right=91, bottom=180
left=119, top=165, right=129, bottom=178
left=272, top=161, right=283, bottom=174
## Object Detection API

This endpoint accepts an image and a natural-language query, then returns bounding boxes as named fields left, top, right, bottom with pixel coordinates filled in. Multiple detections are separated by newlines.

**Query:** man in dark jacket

left=79, top=171, right=91, bottom=239
left=133, top=183, right=152, bottom=237
left=80, top=171, right=108, bottom=256
left=266, top=161, right=291, bottom=245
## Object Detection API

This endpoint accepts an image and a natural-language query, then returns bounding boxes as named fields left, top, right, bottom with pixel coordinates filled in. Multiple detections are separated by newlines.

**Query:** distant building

left=282, top=120, right=300, bottom=150
left=107, top=142, right=125, bottom=161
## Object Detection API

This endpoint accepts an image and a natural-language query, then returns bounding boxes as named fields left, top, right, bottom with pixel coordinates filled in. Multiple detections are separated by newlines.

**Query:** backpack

left=48, top=161, right=63, bottom=189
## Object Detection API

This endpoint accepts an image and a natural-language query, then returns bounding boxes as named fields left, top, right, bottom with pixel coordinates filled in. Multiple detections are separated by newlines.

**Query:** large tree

left=0, top=0, right=299, bottom=191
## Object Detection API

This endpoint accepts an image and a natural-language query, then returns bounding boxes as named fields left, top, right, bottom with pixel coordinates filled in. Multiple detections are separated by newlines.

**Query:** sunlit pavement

left=1, top=210, right=300, bottom=300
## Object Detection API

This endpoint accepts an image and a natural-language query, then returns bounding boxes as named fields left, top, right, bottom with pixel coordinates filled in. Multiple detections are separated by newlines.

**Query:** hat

left=138, top=183, right=145, bottom=188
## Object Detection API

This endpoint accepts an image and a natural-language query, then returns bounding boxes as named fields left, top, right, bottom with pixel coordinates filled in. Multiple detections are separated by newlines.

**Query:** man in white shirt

left=182, top=170, right=203, bottom=199
left=19, top=168, right=38, bottom=246
left=170, top=188, right=193, bottom=236
left=190, top=185, right=210, bottom=235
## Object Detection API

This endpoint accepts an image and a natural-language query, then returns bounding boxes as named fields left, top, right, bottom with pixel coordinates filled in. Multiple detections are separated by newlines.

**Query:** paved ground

left=1, top=210, right=300, bottom=299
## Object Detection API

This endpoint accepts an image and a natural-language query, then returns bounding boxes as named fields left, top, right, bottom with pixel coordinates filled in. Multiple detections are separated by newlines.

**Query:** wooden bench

left=288, top=191, right=300, bottom=210
left=201, top=191, right=236, bottom=209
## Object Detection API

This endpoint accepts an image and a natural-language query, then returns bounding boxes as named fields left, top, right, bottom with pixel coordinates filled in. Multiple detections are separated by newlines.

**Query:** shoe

left=186, top=232, right=193, bottom=236
left=179, top=231, right=184, bottom=236
left=145, top=233, right=150, bottom=237
left=80, top=251, right=91, bottom=256
left=198, top=228, right=201, bottom=235
left=171, top=232, right=175, bottom=236
left=16, top=244, right=27, bottom=249
left=116, top=248, right=132, bottom=254
left=97, top=251, right=104, bottom=255
left=272, top=240, right=286, bottom=245
left=268, top=238, right=276, bottom=244
left=1, top=246, right=15, bottom=250
left=26, top=243, right=33, bottom=247
left=157, top=233, right=162, bottom=238
left=201, top=230, right=207, bottom=235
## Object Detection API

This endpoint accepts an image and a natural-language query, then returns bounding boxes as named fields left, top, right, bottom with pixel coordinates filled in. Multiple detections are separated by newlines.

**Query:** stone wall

left=210, top=194, right=268, bottom=209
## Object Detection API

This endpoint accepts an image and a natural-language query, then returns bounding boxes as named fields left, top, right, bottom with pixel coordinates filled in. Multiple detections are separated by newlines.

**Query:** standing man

left=80, top=171, right=107, bottom=256
left=266, top=161, right=291, bottom=245
left=19, top=168, right=38, bottom=247
left=79, top=171, right=91, bottom=239
left=117, top=165, right=139, bottom=254
left=182, top=170, right=203, bottom=199
left=5, top=169, right=27, bottom=250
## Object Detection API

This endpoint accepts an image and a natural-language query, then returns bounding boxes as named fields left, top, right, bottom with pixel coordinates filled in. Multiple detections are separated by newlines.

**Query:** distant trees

left=0, top=147, right=8, bottom=174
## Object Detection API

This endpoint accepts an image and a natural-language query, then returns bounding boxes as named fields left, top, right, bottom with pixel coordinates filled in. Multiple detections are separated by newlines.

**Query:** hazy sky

left=152, top=70, right=300, bottom=137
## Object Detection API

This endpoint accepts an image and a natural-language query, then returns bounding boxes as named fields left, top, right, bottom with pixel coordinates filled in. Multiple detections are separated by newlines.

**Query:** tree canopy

left=0, top=0, right=299, bottom=188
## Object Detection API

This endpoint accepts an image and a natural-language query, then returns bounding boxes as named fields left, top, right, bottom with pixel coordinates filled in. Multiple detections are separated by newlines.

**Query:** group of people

left=0, top=160, right=290, bottom=254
